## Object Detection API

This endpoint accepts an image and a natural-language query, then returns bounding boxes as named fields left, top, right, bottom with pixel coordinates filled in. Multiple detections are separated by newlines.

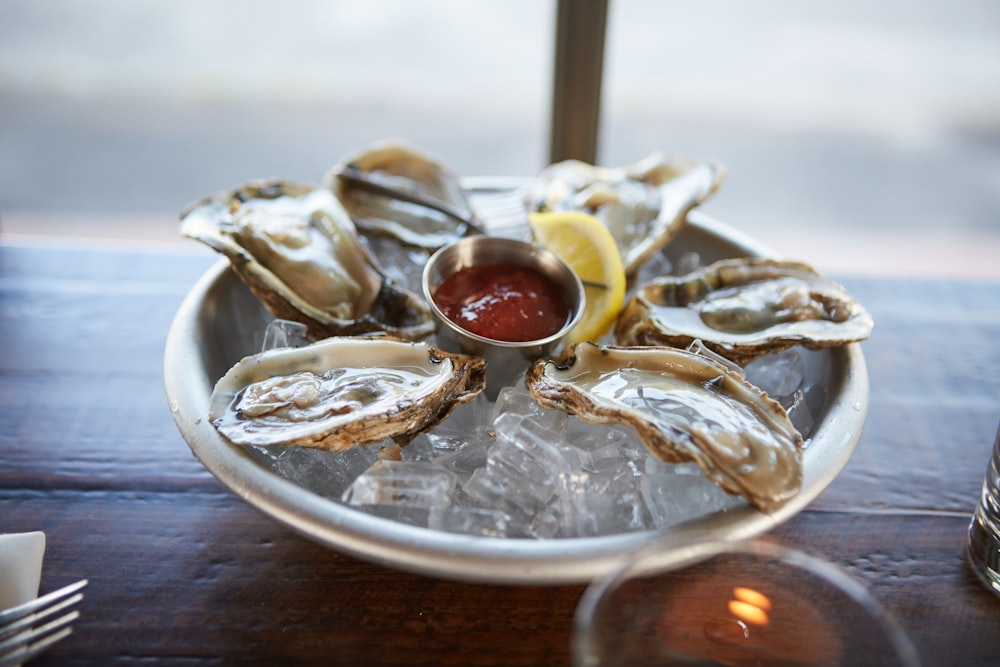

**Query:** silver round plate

left=164, top=204, right=869, bottom=585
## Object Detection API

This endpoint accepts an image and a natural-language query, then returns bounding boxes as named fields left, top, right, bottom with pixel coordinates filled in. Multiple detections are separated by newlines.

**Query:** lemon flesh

left=528, top=211, right=627, bottom=345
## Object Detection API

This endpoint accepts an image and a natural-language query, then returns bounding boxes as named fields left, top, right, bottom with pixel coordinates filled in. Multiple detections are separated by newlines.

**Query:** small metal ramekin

left=422, top=236, right=584, bottom=397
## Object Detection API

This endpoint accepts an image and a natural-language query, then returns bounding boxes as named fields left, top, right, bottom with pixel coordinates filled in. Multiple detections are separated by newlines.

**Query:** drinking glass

left=967, top=420, right=1000, bottom=595
left=574, top=537, right=920, bottom=667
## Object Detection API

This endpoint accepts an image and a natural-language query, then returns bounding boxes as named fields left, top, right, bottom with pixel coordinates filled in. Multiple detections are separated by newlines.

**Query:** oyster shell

left=529, top=152, right=725, bottom=276
left=326, top=140, right=477, bottom=250
left=615, top=258, right=874, bottom=365
left=180, top=180, right=434, bottom=341
left=209, top=337, right=486, bottom=451
left=525, top=343, right=803, bottom=511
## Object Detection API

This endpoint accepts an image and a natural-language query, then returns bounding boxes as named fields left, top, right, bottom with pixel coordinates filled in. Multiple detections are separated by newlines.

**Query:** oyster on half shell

left=525, top=343, right=803, bottom=511
left=180, top=180, right=434, bottom=341
left=616, top=258, right=874, bottom=365
left=327, top=140, right=477, bottom=250
left=529, top=152, right=726, bottom=276
left=209, top=337, right=486, bottom=451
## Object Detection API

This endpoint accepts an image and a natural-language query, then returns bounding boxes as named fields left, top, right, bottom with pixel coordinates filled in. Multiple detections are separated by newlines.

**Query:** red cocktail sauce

left=432, top=264, right=570, bottom=342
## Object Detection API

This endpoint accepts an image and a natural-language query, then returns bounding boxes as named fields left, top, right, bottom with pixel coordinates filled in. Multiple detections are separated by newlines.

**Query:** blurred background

left=1, top=0, right=998, bottom=276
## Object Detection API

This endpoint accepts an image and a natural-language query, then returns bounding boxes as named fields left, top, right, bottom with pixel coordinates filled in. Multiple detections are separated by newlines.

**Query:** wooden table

left=2, top=238, right=999, bottom=666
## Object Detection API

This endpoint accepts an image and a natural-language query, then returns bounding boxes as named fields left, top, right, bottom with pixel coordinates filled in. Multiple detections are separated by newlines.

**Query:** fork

left=337, top=164, right=535, bottom=240
left=336, top=168, right=608, bottom=289
left=337, top=163, right=491, bottom=236
left=0, top=579, right=87, bottom=667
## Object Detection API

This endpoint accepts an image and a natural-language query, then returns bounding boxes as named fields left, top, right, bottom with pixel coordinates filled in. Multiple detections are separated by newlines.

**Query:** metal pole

left=549, top=0, right=608, bottom=165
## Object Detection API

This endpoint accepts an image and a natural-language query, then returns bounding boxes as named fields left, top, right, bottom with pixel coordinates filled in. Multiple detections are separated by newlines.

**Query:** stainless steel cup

left=422, top=236, right=584, bottom=399
left=967, top=420, right=1000, bottom=595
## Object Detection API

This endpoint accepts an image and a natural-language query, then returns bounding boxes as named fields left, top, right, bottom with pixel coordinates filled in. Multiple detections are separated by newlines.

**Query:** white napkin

left=0, top=532, right=46, bottom=610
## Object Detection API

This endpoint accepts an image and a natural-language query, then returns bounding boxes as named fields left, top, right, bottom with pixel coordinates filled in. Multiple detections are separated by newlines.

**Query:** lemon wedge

left=528, top=211, right=627, bottom=345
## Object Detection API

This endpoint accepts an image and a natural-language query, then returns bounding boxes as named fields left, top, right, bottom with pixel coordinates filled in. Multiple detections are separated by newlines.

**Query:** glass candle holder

left=574, top=537, right=920, bottom=667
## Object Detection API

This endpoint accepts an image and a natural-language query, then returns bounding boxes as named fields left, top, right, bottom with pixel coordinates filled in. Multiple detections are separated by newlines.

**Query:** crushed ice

left=250, top=293, right=823, bottom=539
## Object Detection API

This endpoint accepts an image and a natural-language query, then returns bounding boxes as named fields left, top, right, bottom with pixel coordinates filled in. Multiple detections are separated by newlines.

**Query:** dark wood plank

left=813, top=276, right=1000, bottom=514
left=775, top=512, right=1000, bottom=667
left=0, top=242, right=220, bottom=490
left=5, top=497, right=998, bottom=666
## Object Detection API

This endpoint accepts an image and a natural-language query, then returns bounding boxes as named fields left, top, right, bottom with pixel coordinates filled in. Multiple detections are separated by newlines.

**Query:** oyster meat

left=327, top=140, right=477, bottom=250
left=209, top=337, right=486, bottom=451
left=180, top=180, right=434, bottom=340
left=525, top=343, right=803, bottom=511
left=616, top=257, right=874, bottom=365
left=529, top=152, right=725, bottom=276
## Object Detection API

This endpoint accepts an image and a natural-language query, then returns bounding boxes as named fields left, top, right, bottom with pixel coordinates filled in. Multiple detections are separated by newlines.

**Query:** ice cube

left=460, top=468, right=542, bottom=535
left=429, top=506, right=510, bottom=537
left=271, top=444, right=378, bottom=498
left=527, top=504, right=560, bottom=539
left=400, top=433, right=438, bottom=462
left=464, top=456, right=553, bottom=516
left=342, top=460, right=456, bottom=508
left=426, top=393, right=494, bottom=445
left=556, top=443, right=587, bottom=473
left=478, top=416, right=567, bottom=513
left=584, top=442, right=633, bottom=475
left=789, top=390, right=816, bottom=440
left=548, top=471, right=590, bottom=537
left=641, top=467, right=744, bottom=528
left=744, top=349, right=806, bottom=400
left=462, top=466, right=518, bottom=510
left=260, top=319, right=310, bottom=351
left=490, top=384, right=551, bottom=422
left=592, top=468, right=648, bottom=533
left=492, top=412, right=566, bottom=469
left=351, top=504, right=430, bottom=528
left=562, top=466, right=648, bottom=537
left=564, top=418, right=631, bottom=453
left=433, top=439, right=489, bottom=485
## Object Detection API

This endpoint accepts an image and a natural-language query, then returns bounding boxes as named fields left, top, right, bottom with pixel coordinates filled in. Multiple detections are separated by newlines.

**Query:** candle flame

left=728, top=587, right=771, bottom=626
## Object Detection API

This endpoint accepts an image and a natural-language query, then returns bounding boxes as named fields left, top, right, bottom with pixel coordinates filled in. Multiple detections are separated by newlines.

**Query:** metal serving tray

left=164, top=204, right=868, bottom=585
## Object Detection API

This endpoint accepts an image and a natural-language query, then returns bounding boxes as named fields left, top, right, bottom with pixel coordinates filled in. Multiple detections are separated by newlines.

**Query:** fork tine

left=338, top=165, right=489, bottom=235
left=0, top=590, right=84, bottom=643
left=0, top=579, right=87, bottom=629
left=472, top=189, right=533, bottom=240
left=0, top=611, right=77, bottom=667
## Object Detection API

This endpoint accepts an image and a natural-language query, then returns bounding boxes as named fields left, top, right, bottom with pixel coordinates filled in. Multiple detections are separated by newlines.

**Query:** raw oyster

left=529, top=152, right=725, bottom=276
left=180, top=180, right=434, bottom=341
left=525, top=343, right=803, bottom=511
left=326, top=140, right=477, bottom=250
left=616, top=258, right=874, bottom=365
left=209, top=337, right=486, bottom=451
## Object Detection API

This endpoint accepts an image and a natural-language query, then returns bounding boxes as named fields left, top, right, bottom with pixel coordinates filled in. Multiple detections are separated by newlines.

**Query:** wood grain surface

left=2, top=240, right=999, bottom=666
